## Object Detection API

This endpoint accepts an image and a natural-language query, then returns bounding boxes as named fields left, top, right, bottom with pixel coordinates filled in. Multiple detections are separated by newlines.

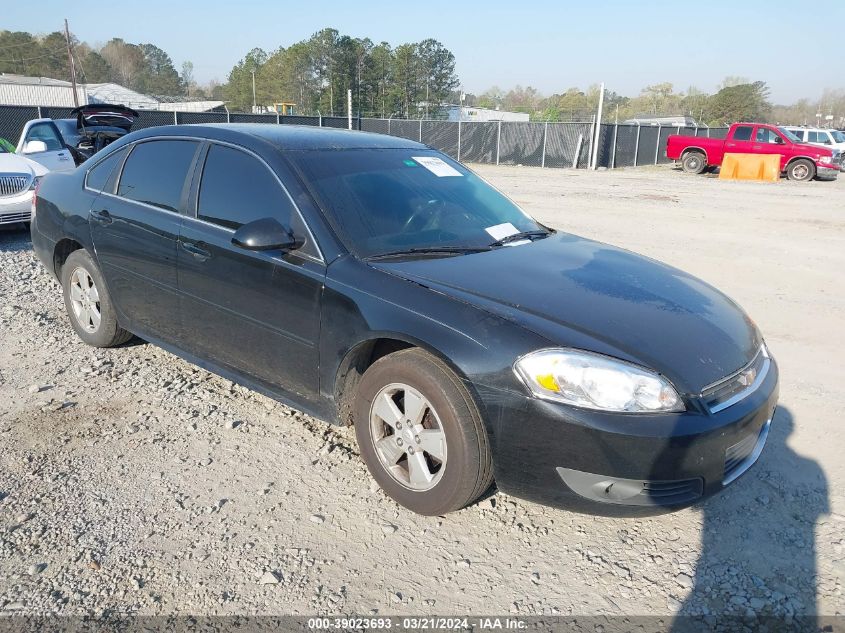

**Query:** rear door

left=89, top=138, right=201, bottom=343
left=177, top=142, right=325, bottom=398
left=16, top=120, right=74, bottom=171
left=724, top=124, right=755, bottom=154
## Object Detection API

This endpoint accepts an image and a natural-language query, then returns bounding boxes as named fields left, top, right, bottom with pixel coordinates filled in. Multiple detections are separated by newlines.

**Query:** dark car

left=30, top=124, right=779, bottom=516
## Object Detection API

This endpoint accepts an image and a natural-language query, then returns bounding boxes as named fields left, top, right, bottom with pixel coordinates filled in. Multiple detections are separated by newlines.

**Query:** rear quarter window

left=85, top=147, right=128, bottom=193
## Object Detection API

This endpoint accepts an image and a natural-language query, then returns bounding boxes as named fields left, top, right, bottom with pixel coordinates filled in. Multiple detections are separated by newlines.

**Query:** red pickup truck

left=666, top=122, right=841, bottom=181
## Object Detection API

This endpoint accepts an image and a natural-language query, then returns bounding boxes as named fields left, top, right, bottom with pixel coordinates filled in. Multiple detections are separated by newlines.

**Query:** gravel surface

left=0, top=164, right=843, bottom=617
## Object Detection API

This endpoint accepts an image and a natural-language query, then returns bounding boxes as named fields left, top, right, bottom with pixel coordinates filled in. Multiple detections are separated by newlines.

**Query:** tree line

left=2, top=28, right=841, bottom=126
left=0, top=30, right=197, bottom=98
left=469, top=78, right=844, bottom=128
left=225, top=28, right=459, bottom=117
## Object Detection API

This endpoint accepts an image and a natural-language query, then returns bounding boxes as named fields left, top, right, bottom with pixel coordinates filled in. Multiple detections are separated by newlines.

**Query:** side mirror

left=22, top=140, right=48, bottom=154
left=232, top=217, right=299, bottom=251
left=774, top=136, right=784, bottom=144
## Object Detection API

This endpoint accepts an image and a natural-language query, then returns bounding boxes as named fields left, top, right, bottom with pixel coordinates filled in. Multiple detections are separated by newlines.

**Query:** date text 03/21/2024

left=306, top=617, right=527, bottom=630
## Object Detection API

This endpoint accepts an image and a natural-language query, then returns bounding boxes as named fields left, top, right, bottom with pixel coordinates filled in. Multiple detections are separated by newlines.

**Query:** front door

left=752, top=126, right=789, bottom=170
left=177, top=142, right=324, bottom=398
left=89, top=138, right=200, bottom=342
left=17, top=121, right=74, bottom=171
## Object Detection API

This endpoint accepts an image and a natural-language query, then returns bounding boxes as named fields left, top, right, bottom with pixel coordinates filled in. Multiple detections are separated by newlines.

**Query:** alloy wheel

left=68, top=267, right=101, bottom=333
left=369, top=382, right=447, bottom=491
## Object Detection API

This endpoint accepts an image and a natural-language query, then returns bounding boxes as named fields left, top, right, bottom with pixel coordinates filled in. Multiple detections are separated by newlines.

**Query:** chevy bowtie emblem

left=738, top=367, right=757, bottom=386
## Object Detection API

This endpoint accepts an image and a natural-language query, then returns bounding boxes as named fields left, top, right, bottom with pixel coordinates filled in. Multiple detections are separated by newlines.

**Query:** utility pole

left=251, top=70, right=257, bottom=113
left=64, top=19, right=79, bottom=107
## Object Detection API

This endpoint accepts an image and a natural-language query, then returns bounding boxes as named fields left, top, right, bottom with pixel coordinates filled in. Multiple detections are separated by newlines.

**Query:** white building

left=622, top=115, right=700, bottom=127
left=446, top=106, right=530, bottom=123
left=0, top=74, right=223, bottom=112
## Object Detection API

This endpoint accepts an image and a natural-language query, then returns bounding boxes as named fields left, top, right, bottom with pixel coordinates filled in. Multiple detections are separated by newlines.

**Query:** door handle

left=180, top=240, right=211, bottom=260
left=90, top=209, right=112, bottom=225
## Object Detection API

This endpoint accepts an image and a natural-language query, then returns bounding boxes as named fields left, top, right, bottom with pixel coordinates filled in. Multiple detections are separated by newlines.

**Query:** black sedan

left=30, top=124, right=778, bottom=515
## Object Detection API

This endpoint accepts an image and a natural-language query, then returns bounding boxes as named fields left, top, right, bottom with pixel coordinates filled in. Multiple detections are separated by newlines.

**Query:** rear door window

left=117, top=140, right=199, bottom=212
left=732, top=126, right=753, bottom=141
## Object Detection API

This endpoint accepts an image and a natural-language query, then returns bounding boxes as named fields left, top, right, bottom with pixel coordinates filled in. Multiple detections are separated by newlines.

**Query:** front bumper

left=0, top=191, right=32, bottom=225
left=816, top=163, right=840, bottom=180
left=479, top=356, right=779, bottom=515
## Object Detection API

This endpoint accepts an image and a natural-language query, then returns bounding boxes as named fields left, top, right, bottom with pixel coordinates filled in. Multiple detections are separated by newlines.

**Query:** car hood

left=793, top=141, right=833, bottom=156
left=371, top=233, right=761, bottom=393
left=0, top=152, right=47, bottom=177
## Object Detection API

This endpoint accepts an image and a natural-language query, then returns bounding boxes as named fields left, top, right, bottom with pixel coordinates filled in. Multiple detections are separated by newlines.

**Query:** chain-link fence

left=0, top=104, right=728, bottom=171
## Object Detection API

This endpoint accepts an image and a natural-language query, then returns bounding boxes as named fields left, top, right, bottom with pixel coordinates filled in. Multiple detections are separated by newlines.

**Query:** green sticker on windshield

left=403, top=159, right=418, bottom=167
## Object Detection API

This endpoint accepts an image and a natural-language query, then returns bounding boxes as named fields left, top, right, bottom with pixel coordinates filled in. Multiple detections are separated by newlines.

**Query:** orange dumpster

left=719, top=153, right=780, bottom=182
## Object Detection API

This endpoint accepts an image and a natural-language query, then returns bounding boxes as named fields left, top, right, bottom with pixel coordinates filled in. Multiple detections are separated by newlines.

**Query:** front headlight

left=819, top=156, right=832, bottom=164
left=29, top=175, right=42, bottom=190
left=514, top=349, right=684, bottom=413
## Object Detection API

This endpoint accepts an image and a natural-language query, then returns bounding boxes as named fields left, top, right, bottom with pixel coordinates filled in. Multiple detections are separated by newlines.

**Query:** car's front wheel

left=61, top=249, right=133, bottom=347
left=353, top=348, right=493, bottom=515
left=787, top=158, right=815, bottom=182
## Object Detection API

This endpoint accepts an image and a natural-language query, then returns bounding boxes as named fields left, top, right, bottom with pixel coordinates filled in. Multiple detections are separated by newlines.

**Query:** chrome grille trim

left=701, top=345, right=770, bottom=414
left=0, top=174, right=31, bottom=197
left=723, top=418, right=771, bottom=486
left=0, top=210, right=32, bottom=225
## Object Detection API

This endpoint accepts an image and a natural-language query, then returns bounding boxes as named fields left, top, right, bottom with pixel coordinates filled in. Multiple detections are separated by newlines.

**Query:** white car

left=0, top=145, right=48, bottom=226
left=15, top=118, right=76, bottom=172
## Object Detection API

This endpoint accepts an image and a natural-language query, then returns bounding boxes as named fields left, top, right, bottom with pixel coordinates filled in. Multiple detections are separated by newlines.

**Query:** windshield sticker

left=403, top=159, right=418, bottom=167
left=485, top=222, right=520, bottom=241
left=411, top=156, right=463, bottom=177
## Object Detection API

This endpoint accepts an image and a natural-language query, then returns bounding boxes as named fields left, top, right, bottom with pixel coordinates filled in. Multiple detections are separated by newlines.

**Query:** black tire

left=353, top=348, right=493, bottom=515
left=61, top=249, right=132, bottom=347
left=787, top=158, right=815, bottom=182
left=681, top=151, right=707, bottom=175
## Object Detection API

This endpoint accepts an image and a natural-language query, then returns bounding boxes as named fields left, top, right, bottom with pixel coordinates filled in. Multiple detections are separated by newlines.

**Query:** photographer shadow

left=670, top=405, right=828, bottom=631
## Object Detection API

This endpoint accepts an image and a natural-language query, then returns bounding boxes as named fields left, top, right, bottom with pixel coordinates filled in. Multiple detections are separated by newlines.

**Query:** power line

left=0, top=39, right=56, bottom=51
left=0, top=47, right=68, bottom=64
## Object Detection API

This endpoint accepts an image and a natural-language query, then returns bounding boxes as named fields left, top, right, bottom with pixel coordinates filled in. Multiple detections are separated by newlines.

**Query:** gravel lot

left=0, top=164, right=843, bottom=618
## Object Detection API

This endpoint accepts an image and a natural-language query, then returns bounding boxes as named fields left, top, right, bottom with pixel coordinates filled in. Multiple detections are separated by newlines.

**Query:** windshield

left=832, top=130, right=845, bottom=143
left=290, top=149, right=545, bottom=258
left=778, top=127, right=802, bottom=143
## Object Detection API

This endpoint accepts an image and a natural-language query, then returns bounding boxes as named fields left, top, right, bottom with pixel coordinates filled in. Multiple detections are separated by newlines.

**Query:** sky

left=3, top=0, right=842, bottom=104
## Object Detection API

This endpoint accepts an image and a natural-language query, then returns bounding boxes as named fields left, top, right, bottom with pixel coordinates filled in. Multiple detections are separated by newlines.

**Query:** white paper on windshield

left=485, top=222, right=520, bottom=241
left=411, top=156, right=463, bottom=177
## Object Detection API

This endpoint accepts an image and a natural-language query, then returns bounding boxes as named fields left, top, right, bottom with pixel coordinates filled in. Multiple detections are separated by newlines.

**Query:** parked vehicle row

left=666, top=122, right=842, bottom=181
left=16, top=104, right=138, bottom=170
left=1, top=104, right=138, bottom=227
left=31, top=123, right=778, bottom=516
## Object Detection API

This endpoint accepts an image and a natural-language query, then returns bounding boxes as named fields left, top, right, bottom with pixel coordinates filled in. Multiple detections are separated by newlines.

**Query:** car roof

left=128, top=123, right=429, bottom=151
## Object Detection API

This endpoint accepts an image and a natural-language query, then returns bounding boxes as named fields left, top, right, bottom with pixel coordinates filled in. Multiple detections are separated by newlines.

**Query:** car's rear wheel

left=353, top=348, right=493, bottom=515
left=61, top=249, right=132, bottom=347
left=787, top=159, right=815, bottom=182
left=681, top=151, right=707, bottom=174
